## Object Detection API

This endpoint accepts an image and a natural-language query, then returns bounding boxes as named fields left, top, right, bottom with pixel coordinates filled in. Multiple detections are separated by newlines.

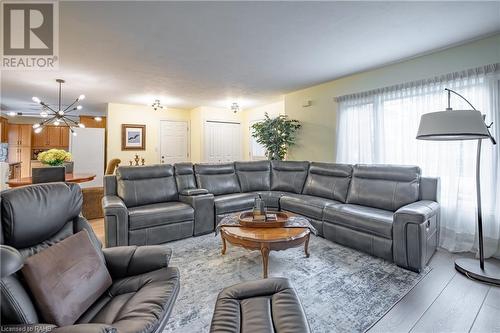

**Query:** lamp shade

left=416, top=110, right=490, bottom=141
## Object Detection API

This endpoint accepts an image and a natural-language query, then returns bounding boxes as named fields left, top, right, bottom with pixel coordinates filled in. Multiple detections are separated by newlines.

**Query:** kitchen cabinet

left=8, top=124, right=31, bottom=147
left=60, top=127, right=70, bottom=147
left=0, top=117, right=9, bottom=143
left=8, top=147, right=31, bottom=177
left=31, top=126, right=70, bottom=148
left=8, top=124, right=32, bottom=177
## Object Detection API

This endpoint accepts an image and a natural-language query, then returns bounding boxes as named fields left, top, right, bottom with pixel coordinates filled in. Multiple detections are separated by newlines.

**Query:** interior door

left=159, top=121, right=189, bottom=164
left=204, top=121, right=241, bottom=163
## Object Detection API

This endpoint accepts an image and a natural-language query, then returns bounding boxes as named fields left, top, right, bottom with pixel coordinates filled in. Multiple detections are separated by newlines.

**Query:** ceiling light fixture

left=31, top=79, right=86, bottom=134
left=152, top=99, right=164, bottom=111
left=231, top=102, right=240, bottom=114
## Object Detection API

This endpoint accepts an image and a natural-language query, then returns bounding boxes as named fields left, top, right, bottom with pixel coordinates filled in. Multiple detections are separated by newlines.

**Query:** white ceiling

left=1, top=1, right=499, bottom=116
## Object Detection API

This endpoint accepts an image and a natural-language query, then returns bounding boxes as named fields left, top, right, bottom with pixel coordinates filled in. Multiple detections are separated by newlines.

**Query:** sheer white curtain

left=336, top=64, right=500, bottom=258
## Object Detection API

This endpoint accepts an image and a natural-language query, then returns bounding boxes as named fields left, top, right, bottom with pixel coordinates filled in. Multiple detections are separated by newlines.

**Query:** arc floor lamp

left=416, top=88, right=499, bottom=285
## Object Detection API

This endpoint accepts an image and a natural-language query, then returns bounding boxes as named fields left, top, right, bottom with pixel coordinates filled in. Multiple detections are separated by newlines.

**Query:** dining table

left=6, top=173, right=96, bottom=188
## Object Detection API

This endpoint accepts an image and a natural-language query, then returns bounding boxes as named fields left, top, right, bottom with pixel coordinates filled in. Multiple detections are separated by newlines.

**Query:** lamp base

left=455, top=258, right=500, bottom=285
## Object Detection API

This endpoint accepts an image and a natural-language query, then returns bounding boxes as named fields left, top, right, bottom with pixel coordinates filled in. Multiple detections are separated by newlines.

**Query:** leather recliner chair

left=0, top=183, right=180, bottom=333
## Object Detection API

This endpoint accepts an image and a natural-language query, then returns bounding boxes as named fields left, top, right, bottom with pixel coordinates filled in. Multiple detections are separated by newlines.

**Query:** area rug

left=164, top=233, right=429, bottom=333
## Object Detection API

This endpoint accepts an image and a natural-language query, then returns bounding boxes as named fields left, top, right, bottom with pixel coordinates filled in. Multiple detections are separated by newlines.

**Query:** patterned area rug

left=164, top=233, right=429, bottom=333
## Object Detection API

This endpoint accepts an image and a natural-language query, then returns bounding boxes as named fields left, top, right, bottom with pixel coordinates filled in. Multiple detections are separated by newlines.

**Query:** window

left=336, top=65, right=500, bottom=257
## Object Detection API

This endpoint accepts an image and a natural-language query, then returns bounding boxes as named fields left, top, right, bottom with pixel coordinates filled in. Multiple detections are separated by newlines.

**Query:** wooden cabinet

left=8, top=147, right=31, bottom=177
left=31, top=126, right=70, bottom=148
left=60, top=127, right=70, bottom=147
left=0, top=117, right=9, bottom=143
left=8, top=124, right=31, bottom=147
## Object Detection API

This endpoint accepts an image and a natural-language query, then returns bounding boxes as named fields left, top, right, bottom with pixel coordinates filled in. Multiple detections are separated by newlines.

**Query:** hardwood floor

left=88, top=219, right=500, bottom=332
left=369, top=250, right=500, bottom=333
left=89, top=218, right=105, bottom=245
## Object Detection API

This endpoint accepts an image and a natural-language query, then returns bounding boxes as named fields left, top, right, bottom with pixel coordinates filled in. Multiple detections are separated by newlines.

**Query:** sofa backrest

left=194, top=163, right=241, bottom=196
left=116, top=165, right=178, bottom=207
left=0, top=183, right=102, bottom=325
left=174, top=163, right=197, bottom=192
left=347, top=164, right=420, bottom=211
left=302, top=162, right=352, bottom=202
left=235, top=161, right=271, bottom=192
left=270, top=161, right=309, bottom=194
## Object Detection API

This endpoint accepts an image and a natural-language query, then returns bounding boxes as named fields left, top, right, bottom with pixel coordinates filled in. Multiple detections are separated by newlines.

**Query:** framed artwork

left=121, top=124, right=146, bottom=150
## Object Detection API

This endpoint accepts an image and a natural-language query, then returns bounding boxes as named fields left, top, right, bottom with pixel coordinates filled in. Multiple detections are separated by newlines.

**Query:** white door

left=69, top=128, right=105, bottom=188
left=204, top=121, right=241, bottom=163
left=160, top=120, right=189, bottom=164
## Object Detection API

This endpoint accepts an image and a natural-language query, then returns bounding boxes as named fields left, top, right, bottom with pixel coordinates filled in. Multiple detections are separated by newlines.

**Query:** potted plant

left=251, top=113, right=301, bottom=160
left=37, top=149, right=73, bottom=173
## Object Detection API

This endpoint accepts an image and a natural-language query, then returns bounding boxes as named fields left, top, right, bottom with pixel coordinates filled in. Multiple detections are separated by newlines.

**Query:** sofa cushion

left=235, top=161, right=271, bottom=192
left=194, top=163, right=241, bottom=196
left=347, top=164, right=420, bottom=211
left=21, top=231, right=112, bottom=327
left=214, top=193, right=256, bottom=215
left=280, top=194, right=342, bottom=220
left=302, top=162, right=352, bottom=203
left=77, top=267, right=180, bottom=333
left=323, top=204, right=393, bottom=239
left=128, top=202, right=194, bottom=230
left=117, top=165, right=178, bottom=208
left=270, top=161, right=309, bottom=194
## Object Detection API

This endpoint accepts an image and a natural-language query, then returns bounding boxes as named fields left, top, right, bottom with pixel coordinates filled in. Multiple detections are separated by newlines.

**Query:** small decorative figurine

left=141, top=158, right=145, bottom=165
left=129, top=160, right=133, bottom=166
left=134, top=154, right=140, bottom=166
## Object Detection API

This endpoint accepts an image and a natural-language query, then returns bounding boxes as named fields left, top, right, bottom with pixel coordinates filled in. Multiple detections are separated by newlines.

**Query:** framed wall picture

left=121, top=124, right=146, bottom=150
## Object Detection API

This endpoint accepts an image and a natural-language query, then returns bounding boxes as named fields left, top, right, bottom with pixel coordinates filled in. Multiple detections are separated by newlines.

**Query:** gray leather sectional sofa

left=103, top=160, right=440, bottom=272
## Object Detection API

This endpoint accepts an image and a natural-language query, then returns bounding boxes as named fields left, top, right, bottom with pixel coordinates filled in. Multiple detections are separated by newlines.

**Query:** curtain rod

left=334, top=63, right=499, bottom=103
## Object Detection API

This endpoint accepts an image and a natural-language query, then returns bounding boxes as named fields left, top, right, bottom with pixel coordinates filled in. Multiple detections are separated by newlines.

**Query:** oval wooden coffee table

left=220, top=224, right=310, bottom=278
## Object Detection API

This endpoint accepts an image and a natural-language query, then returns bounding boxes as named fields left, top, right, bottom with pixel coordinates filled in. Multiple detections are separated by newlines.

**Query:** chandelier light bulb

left=94, top=116, right=102, bottom=122
left=32, top=96, right=41, bottom=104
left=78, top=94, right=86, bottom=101
left=58, top=110, right=65, bottom=116
left=40, top=110, right=48, bottom=118
left=71, top=130, right=77, bottom=136
left=54, top=120, right=60, bottom=126
left=7, top=111, right=16, bottom=117
left=34, top=127, right=43, bottom=134
left=32, top=123, right=40, bottom=129
left=78, top=123, right=85, bottom=128
left=76, top=105, right=83, bottom=110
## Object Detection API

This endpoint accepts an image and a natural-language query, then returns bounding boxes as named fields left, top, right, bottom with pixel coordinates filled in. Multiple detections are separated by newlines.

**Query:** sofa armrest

left=102, top=245, right=171, bottom=279
left=394, top=200, right=439, bottom=223
left=51, top=324, right=116, bottom=333
left=393, top=200, right=440, bottom=272
left=179, top=193, right=215, bottom=236
left=180, top=188, right=209, bottom=196
left=102, top=195, right=129, bottom=247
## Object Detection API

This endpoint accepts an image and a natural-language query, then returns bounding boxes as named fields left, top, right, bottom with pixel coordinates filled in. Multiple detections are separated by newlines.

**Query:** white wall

left=106, top=103, right=190, bottom=165
left=284, top=33, right=500, bottom=161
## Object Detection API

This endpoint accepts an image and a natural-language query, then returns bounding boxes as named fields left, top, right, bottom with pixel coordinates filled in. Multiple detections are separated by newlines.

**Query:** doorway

left=159, top=120, right=189, bottom=164
left=203, top=120, right=242, bottom=163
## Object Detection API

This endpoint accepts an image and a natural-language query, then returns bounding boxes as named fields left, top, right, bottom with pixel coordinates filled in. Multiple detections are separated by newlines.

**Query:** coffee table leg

left=260, top=244, right=270, bottom=278
left=221, top=233, right=227, bottom=255
left=304, top=233, right=310, bottom=258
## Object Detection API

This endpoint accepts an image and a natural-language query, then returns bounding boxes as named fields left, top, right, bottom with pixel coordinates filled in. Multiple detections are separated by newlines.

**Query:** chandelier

left=31, top=79, right=86, bottom=136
